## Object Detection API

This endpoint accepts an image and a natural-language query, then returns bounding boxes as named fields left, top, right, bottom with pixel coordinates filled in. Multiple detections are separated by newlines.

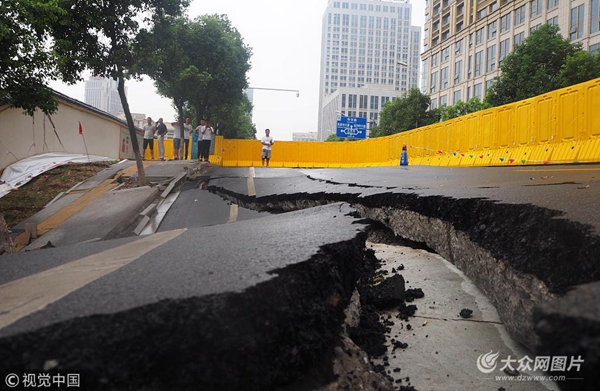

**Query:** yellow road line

left=247, top=167, right=256, bottom=196
left=0, top=229, right=186, bottom=330
left=227, top=204, right=239, bottom=223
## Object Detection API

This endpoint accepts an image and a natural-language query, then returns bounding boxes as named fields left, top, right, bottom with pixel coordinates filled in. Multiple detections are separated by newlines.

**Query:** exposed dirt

left=0, top=162, right=113, bottom=228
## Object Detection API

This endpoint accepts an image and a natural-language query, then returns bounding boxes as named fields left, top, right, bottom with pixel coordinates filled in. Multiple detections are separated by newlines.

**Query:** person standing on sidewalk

left=171, top=119, right=181, bottom=160
left=143, top=117, right=155, bottom=160
left=155, top=118, right=168, bottom=161
left=200, top=120, right=214, bottom=162
left=194, top=119, right=206, bottom=161
left=261, top=128, right=274, bottom=167
left=182, top=118, right=192, bottom=160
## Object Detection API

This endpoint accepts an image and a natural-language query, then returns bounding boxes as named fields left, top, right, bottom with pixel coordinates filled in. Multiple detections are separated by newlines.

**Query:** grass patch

left=0, top=162, right=114, bottom=228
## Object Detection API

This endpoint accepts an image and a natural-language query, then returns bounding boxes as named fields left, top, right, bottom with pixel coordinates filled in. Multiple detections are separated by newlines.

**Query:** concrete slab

left=12, top=193, right=83, bottom=232
left=71, top=160, right=135, bottom=191
left=369, top=243, right=558, bottom=391
left=158, top=188, right=269, bottom=231
left=26, top=186, right=158, bottom=249
left=143, top=160, right=197, bottom=180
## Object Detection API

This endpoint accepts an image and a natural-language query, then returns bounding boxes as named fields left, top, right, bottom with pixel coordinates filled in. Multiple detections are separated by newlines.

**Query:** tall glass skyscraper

left=84, top=76, right=126, bottom=116
left=318, top=0, right=421, bottom=140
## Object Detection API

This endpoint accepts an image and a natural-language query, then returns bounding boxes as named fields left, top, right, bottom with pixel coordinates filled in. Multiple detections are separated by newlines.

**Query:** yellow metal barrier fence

left=213, top=77, right=600, bottom=167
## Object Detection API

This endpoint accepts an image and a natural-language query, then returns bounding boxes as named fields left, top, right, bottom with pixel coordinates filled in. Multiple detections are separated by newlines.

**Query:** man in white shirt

left=182, top=118, right=193, bottom=160
left=261, top=128, right=274, bottom=167
left=142, top=117, right=155, bottom=160
left=171, top=119, right=182, bottom=160
left=199, top=120, right=214, bottom=162
left=194, top=120, right=206, bottom=161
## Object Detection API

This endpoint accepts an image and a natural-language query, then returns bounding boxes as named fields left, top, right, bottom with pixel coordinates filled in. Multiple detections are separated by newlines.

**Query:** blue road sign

left=336, top=116, right=367, bottom=139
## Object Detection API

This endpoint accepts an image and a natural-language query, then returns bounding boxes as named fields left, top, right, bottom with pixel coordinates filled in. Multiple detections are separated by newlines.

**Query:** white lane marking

left=247, top=167, right=256, bottom=196
left=0, top=229, right=187, bottom=330
left=227, top=203, right=239, bottom=223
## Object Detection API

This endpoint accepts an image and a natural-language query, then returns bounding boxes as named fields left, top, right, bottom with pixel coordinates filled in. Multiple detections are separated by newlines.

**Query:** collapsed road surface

left=0, top=164, right=598, bottom=390
left=0, top=203, right=378, bottom=390
left=208, top=164, right=600, bottom=390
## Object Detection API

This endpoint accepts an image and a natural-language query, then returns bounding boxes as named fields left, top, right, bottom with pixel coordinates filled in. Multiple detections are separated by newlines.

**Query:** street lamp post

left=248, top=87, right=300, bottom=98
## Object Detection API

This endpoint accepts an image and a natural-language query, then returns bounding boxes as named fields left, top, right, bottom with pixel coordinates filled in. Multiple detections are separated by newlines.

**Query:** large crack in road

left=207, top=170, right=599, bottom=391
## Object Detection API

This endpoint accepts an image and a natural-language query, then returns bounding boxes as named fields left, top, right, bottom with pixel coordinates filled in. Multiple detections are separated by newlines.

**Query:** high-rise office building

left=84, top=76, right=126, bottom=116
left=317, top=0, right=422, bottom=141
left=422, top=0, right=600, bottom=109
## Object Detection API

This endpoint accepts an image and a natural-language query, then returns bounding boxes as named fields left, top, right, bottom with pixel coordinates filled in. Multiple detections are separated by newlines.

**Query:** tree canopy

left=0, top=0, right=64, bottom=115
left=370, top=88, right=440, bottom=137
left=136, top=14, right=253, bottom=139
left=439, top=97, right=489, bottom=121
left=485, top=24, right=600, bottom=106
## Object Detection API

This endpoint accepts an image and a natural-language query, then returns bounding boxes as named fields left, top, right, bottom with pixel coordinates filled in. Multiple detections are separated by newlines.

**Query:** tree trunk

left=117, top=74, right=146, bottom=185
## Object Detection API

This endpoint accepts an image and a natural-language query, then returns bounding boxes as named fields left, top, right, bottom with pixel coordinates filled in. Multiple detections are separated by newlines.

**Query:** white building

left=292, top=131, right=318, bottom=141
left=84, top=76, right=126, bottom=116
left=317, top=0, right=422, bottom=140
left=422, top=0, right=600, bottom=109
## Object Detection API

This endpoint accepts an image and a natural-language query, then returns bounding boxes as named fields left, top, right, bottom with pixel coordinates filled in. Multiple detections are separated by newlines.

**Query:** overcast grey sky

left=49, top=0, right=425, bottom=141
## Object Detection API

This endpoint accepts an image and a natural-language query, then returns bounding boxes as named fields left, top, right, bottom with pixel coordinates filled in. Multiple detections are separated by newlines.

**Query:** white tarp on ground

left=0, top=153, right=114, bottom=199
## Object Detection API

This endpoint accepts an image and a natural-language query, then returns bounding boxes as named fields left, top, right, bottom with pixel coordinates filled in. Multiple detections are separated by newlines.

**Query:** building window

left=349, top=94, right=357, bottom=108
left=590, top=43, right=600, bottom=54
left=570, top=4, right=585, bottom=40
left=591, top=0, right=599, bottom=34
left=475, top=51, right=484, bottom=77
left=440, top=66, right=449, bottom=88
left=547, top=0, right=559, bottom=10
left=476, top=28, right=485, bottom=45
left=455, top=38, right=463, bottom=55
left=514, top=5, right=526, bottom=26
left=359, top=95, right=368, bottom=109
left=453, top=90, right=462, bottom=104
left=441, top=46, right=450, bottom=62
left=530, top=24, right=541, bottom=33
left=341, top=94, right=346, bottom=107
left=474, top=83, right=483, bottom=99
left=500, top=14, right=511, bottom=34
left=430, top=71, right=438, bottom=92
left=547, top=16, right=559, bottom=27
left=487, top=21, right=497, bottom=40
left=486, top=79, right=495, bottom=93
left=468, top=55, right=473, bottom=78
left=440, top=95, right=448, bottom=107
left=430, top=98, right=438, bottom=109
left=454, top=60, right=463, bottom=84
left=431, top=52, right=439, bottom=67
left=499, top=38, right=510, bottom=64
left=514, top=31, right=525, bottom=47
left=486, top=45, right=497, bottom=72
left=530, top=0, right=543, bottom=18
left=370, top=95, right=378, bottom=109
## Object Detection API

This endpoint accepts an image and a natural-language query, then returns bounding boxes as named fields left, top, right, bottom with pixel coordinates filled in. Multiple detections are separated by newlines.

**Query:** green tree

left=0, top=0, right=64, bottom=115
left=135, top=16, right=210, bottom=141
left=370, top=88, right=440, bottom=137
left=558, top=50, right=600, bottom=87
left=439, top=97, right=489, bottom=121
left=185, top=15, right=252, bottom=125
left=209, top=96, right=256, bottom=139
left=50, top=0, right=188, bottom=184
left=485, top=24, right=582, bottom=106
left=325, top=134, right=359, bottom=141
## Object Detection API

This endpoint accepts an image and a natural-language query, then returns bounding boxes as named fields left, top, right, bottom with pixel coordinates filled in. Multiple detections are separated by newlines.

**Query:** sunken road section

left=210, top=181, right=600, bottom=390
left=0, top=204, right=384, bottom=390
